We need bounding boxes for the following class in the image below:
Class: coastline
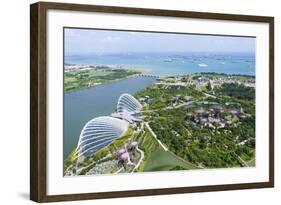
[65,69,255,94]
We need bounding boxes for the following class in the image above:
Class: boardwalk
[131,146,144,172]
[144,122,168,151]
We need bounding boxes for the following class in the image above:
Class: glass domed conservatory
[117,93,142,113]
[76,116,129,158]
[76,93,142,158]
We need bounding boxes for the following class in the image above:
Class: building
[76,116,129,158]
[114,93,143,123]
[117,93,142,113]
[76,93,143,158]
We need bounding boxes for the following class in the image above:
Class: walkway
[234,153,249,167]
[131,146,144,172]
[144,122,168,151]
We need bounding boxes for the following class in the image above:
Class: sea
[65,52,255,76]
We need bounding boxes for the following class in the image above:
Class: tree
[206,82,212,91]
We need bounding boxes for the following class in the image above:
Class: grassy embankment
[136,126,198,172]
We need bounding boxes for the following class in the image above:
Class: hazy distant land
[64,63,144,92]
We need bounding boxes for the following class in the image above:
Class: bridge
[135,74,160,78]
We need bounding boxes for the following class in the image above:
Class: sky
[64,28,256,55]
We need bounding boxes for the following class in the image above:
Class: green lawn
[144,148,198,172]
[136,124,198,172]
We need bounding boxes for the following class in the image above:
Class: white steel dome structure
[76,116,129,158]
[117,93,142,113]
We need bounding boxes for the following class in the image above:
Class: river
[63,76,156,159]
